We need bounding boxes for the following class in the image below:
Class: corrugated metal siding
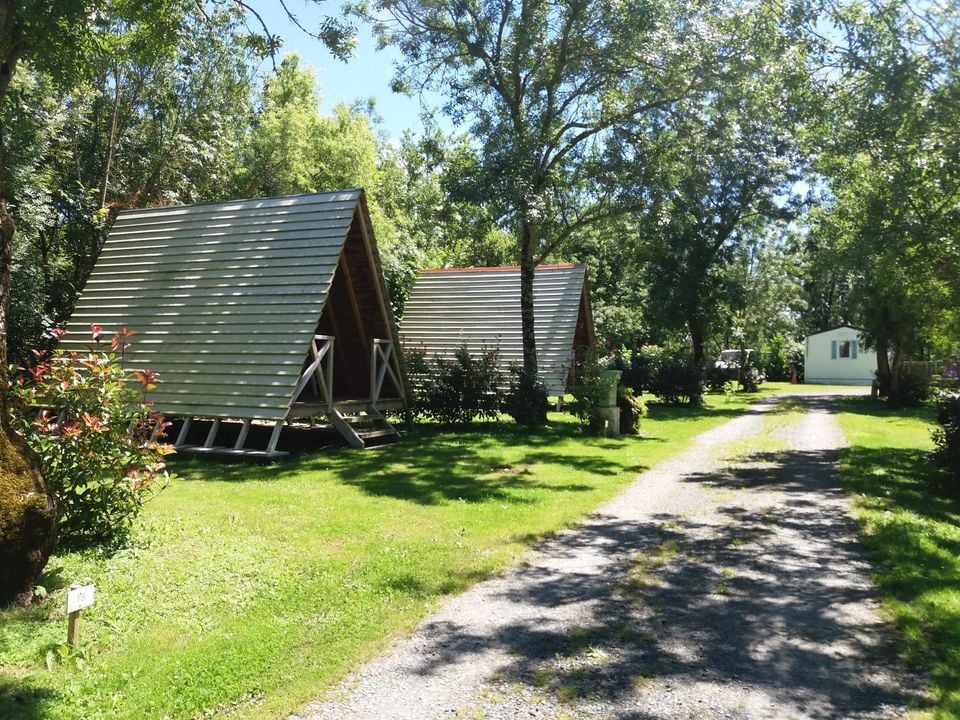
[399,265,589,396]
[61,191,363,420]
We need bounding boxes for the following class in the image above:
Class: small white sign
[67,584,95,613]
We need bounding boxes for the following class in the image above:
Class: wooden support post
[234,419,252,450]
[370,341,378,406]
[67,611,80,645]
[325,338,335,412]
[66,584,94,646]
[204,419,221,448]
[175,418,192,447]
[266,419,284,453]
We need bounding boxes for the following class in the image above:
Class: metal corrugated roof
[61,190,364,420]
[399,264,590,396]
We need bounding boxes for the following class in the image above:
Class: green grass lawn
[833,397,959,719]
[0,390,778,720]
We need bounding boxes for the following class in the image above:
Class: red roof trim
[418,263,583,274]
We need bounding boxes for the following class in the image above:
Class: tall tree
[636,6,809,364]
[0,1,354,420]
[807,0,960,403]
[4,5,262,363]
[368,0,743,404]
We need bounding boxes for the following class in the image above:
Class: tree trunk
[690,323,705,366]
[519,222,538,378]
[99,64,123,210]
[0,135,58,608]
[875,336,891,398]
[0,0,58,608]
[0,144,13,432]
[888,346,904,408]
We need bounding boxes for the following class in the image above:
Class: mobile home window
[830,339,859,359]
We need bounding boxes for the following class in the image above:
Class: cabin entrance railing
[370,338,402,410]
[293,334,336,411]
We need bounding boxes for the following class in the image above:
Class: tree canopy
[0,0,958,418]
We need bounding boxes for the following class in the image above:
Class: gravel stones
[295,393,923,720]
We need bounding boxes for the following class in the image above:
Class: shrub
[627,344,662,394]
[9,329,172,549]
[891,364,931,408]
[504,366,548,429]
[418,345,502,425]
[933,392,960,486]
[401,345,431,381]
[705,365,730,392]
[738,351,765,393]
[759,334,803,382]
[646,350,705,405]
[570,353,608,434]
[618,386,647,435]
[0,430,57,605]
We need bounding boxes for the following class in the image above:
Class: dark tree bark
[0,196,12,432]
[519,221,538,378]
[690,324,706,366]
[875,335,891,397]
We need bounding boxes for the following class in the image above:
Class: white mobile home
[804,326,877,385]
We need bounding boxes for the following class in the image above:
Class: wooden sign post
[66,584,95,645]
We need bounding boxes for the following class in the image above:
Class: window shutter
[852,340,858,359]
[831,340,837,359]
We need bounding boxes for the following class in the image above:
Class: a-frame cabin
[61,190,409,458]
[399,264,595,397]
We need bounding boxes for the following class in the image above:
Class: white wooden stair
[331,405,400,449]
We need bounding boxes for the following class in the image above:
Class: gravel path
[294,393,923,720]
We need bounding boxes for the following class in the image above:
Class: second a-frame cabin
[61,190,409,457]
[399,264,595,397]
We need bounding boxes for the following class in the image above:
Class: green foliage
[623,345,660,396]
[591,303,646,355]
[889,364,931,409]
[504,367,549,430]
[9,334,172,548]
[618,386,647,436]
[5,5,258,365]
[705,365,730,392]
[371,0,758,377]
[569,354,608,433]
[648,354,706,406]
[415,345,502,426]
[759,333,803,382]
[628,345,705,406]
[736,351,764,393]
[933,392,960,487]
[808,1,960,403]
[0,430,57,606]
[635,5,810,364]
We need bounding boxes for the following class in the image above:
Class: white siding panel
[803,326,878,385]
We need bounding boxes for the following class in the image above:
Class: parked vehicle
[715,349,753,372]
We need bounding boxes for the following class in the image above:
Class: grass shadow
[0,678,57,720]
[833,400,960,714]
[171,417,654,506]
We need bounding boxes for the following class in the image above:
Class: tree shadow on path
[399,440,926,718]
